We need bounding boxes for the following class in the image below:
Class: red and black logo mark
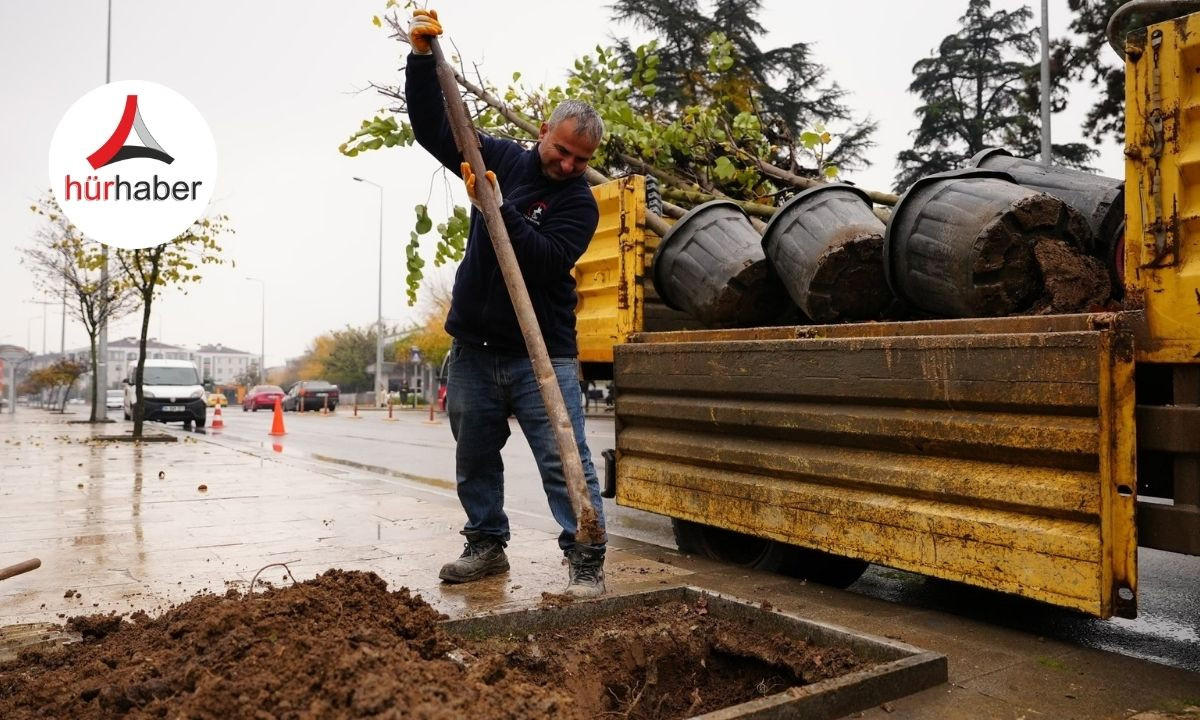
[87,95,173,169]
[525,200,548,226]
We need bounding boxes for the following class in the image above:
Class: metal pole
[96,0,113,414]
[247,277,265,383]
[353,177,385,407]
[261,283,265,383]
[376,187,383,407]
[60,279,67,355]
[1039,0,1052,165]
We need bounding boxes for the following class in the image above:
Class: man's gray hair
[548,100,604,144]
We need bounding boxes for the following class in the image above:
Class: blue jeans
[446,341,607,552]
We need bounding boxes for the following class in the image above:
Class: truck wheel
[196,416,206,429]
[671,518,793,572]
[780,547,869,589]
[671,518,868,588]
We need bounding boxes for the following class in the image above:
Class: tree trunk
[132,288,153,438]
[131,248,164,439]
[87,333,102,422]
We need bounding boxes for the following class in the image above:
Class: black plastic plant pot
[884,167,1094,318]
[969,147,1124,266]
[652,200,792,327]
[762,184,892,322]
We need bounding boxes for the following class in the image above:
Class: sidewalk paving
[1,408,1196,719]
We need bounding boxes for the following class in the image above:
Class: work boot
[438,533,509,583]
[564,545,606,598]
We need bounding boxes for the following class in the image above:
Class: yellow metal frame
[574,176,647,364]
[615,315,1140,617]
[1125,14,1200,363]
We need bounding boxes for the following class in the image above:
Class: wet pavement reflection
[0,410,684,627]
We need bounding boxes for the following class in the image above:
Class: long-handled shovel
[429,38,604,546]
[0,558,41,582]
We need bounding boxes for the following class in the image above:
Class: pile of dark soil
[0,571,865,719]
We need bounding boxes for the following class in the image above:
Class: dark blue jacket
[405,53,599,357]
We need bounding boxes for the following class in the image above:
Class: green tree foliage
[321,325,380,392]
[1063,0,1124,144]
[608,0,876,174]
[895,0,1096,191]
[342,2,870,300]
[25,359,87,411]
[114,216,232,437]
[1062,0,1194,145]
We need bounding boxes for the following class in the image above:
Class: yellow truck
[573,12,1200,620]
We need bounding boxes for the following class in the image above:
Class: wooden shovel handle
[0,558,41,581]
[429,37,604,545]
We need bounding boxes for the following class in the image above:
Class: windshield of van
[140,367,199,386]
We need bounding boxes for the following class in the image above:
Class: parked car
[282,380,339,412]
[105,389,124,410]
[242,385,285,412]
[123,359,207,429]
[205,392,228,408]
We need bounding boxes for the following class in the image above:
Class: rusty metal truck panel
[1124,12,1200,364]
[614,314,1138,618]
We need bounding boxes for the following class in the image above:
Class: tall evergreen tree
[1063,0,1196,144]
[609,0,877,173]
[895,0,1095,191]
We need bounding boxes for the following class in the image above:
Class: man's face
[537,118,598,181]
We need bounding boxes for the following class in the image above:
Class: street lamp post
[246,277,265,383]
[23,300,53,356]
[353,177,385,407]
[26,317,42,354]
[95,0,114,420]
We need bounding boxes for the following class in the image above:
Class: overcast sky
[0,0,1125,367]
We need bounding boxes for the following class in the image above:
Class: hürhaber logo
[48,80,217,250]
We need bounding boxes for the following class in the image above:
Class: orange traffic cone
[269,397,286,436]
[211,405,225,430]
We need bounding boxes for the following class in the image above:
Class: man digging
[405,9,609,597]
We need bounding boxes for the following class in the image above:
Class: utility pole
[95,0,113,414]
[23,300,56,356]
[246,277,266,383]
[1039,0,1052,165]
[353,177,385,407]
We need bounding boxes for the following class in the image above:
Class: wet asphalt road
[157,406,1200,672]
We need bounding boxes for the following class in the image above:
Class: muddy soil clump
[0,570,865,719]
[1028,237,1113,314]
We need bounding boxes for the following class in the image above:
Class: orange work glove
[407,9,442,55]
[461,162,503,209]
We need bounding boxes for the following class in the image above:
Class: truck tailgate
[614,313,1139,618]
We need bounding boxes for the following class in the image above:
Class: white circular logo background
[48,80,217,250]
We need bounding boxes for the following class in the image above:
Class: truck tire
[671,518,868,588]
[672,518,792,570]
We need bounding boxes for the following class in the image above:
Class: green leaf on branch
[414,204,432,234]
[713,155,736,181]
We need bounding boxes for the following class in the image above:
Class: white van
[123,358,207,429]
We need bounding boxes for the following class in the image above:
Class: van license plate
[163,405,185,412]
